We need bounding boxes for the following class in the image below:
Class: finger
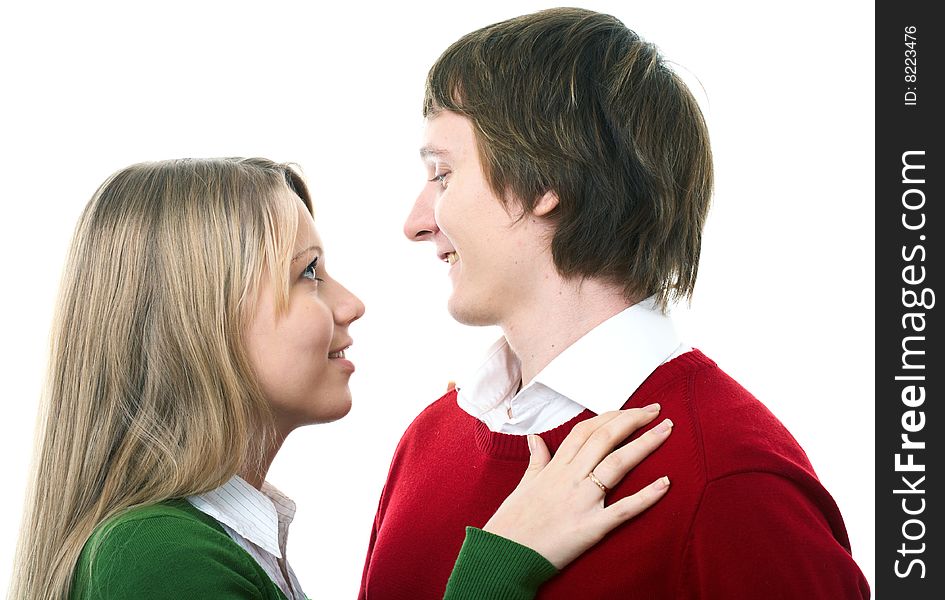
[569,405,662,476]
[553,410,625,464]
[591,418,673,489]
[594,476,671,532]
[522,434,551,481]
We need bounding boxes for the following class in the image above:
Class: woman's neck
[240,432,286,489]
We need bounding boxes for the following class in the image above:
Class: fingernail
[643,403,661,413]
[526,434,538,453]
[654,418,673,434]
[655,476,671,490]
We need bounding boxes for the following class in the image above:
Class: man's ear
[533,190,559,217]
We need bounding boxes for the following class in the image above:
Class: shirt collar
[187,475,296,559]
[458,297,681,418]
[457,336,521,419]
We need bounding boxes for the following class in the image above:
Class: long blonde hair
[10,158,313,600]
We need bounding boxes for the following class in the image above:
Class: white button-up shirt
[188,476,307,599]
[457,298,688,434]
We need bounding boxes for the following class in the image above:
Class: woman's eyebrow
[291,245,322,263]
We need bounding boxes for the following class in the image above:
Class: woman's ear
[533,190,559,217]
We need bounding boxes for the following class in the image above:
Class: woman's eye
[302,257,324,283]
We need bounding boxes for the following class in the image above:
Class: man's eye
[429,171,450,187]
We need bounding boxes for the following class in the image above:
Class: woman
[10,158,672,599]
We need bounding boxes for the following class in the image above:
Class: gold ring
[588,471,609,494]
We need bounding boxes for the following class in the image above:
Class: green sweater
[71,500,556,599]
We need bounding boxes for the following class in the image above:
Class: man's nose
[403,187,437,242]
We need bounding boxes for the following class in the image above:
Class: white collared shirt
[187,476,307,599]
[457,297,689,434]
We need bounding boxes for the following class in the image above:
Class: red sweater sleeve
[358,479,389,600]
[358,518,378,599]
[679,471,870,599]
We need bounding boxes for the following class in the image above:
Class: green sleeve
[443,527,558,600]
[71,511,272,599]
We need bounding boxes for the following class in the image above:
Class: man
[360,8,869,598]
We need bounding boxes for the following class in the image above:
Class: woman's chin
[309,392,354,425]
[277,390,353,431]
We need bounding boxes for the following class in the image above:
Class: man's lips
[437,250,459,265]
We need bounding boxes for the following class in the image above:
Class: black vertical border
[876,1,941,597]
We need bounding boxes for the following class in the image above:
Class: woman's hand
[482,404,672,569]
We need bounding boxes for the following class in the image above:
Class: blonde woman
[10,158,672,600]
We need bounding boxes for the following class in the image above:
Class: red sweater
[359,350,869,599]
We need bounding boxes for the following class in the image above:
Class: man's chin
[447,292,497,327]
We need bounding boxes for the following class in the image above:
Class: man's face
[403,110,551,327]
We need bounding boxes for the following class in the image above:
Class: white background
[0,1,874,597]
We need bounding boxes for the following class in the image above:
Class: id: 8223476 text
[904,26,918,106]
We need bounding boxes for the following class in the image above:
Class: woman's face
[244,195,364,434]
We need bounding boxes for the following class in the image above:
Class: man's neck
[501,277,634,385]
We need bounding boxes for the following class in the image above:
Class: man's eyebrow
[291,245,322,264]
[419,146,451,160]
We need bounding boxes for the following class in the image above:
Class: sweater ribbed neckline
[467,349,713,460]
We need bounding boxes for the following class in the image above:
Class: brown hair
[424,7,713,309]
